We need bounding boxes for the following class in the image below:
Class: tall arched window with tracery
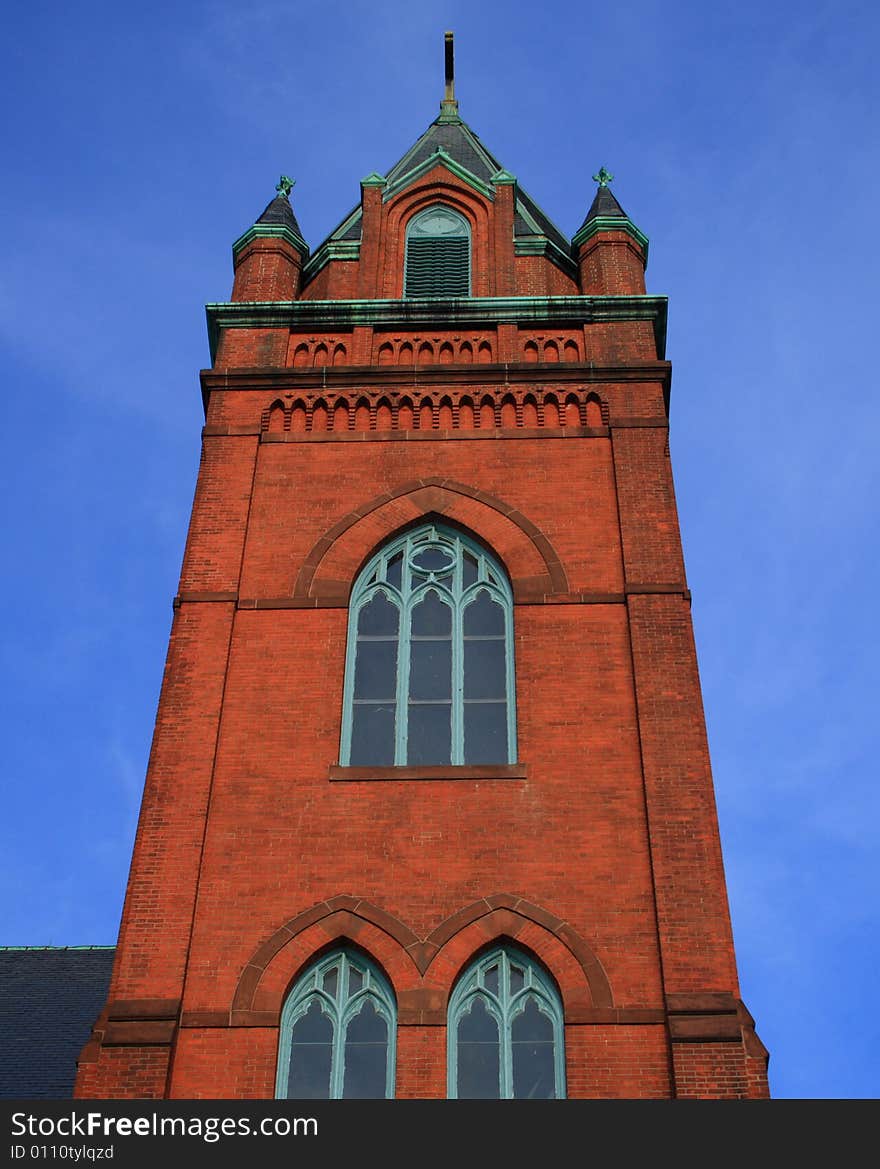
[447,945,566,1099]
[404,205,471,297]
[340,522,516,768]
[276,949,396,1099]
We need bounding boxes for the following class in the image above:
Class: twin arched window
[276,945,565,1099]
[448,946,566,1098]
[275,949,396,1099]
[340,523,516,768]
[404,206,471,298]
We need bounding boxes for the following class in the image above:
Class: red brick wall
[75,1045,169,1100]
[578,231,647,295]
[232,238,303,302]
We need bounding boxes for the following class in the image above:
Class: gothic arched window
[340,523,516,768]
[404,206,471,298]
[276,949,396,1099]
[447,946,566,1099]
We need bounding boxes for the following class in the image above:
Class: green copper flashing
[326,205,364,244]
[572,215,649,257]
[361,172,387,187]
[382,148,495,203]
[436,101,462,124]
[514,235,577,278]
[491,168,517,185]
[0,945,116,951]
[514,194,570,258]
[302,238,361,281]
[232,222,310,259]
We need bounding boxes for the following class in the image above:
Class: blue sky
[2,0,878,1100]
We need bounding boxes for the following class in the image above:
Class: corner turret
[231,176,309,301]
[573,168,649,294]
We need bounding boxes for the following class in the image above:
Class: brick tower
[75,41,769,1100]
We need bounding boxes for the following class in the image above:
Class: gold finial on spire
[439,31,460,119]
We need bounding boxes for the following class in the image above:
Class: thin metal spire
[444,31,455,103]
[439,31,459,119]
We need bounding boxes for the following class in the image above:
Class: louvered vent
[404,206,471,298]
[405,238,469,297]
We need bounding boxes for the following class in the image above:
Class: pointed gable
[304,110,575,288]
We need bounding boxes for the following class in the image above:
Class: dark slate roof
[320,112,571,257]
[577,183,628,231]
[0,947,115,1099]
[256,193,304,238]
[514,187,570,253]
[386,117,501,186]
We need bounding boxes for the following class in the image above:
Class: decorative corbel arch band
[232,893,611,1026]
[260,387,608,428]
[293,478,568,604]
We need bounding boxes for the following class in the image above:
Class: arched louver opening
[404,206,470,298]
[341,522,516,767]
[448,946,566,1099]
[276,949,396,1099]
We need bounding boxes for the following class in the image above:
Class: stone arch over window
[421,897,612,1009]
[294,480,568,603]
[275,946,396,1099]
[404,205,471,298]
[232,893,610,1019]
[447,944,566,1099]
[340,522,516,768]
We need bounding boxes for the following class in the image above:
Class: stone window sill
[328,764,527,782]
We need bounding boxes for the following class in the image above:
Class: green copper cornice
[205,293,668,363]
[572,216,649,257]
[491,168,517,186]
[361,172,387,188]
[382,148,495,203]
[514,236,577,278]
[232,223,310,259]
[302,239,361,281]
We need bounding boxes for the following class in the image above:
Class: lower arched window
[276,949,396,1099]
[447,946,566,1099]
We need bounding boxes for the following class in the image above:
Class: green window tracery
[447,946,566,1099]
[340,523,516,767]
[276,949,396,1099]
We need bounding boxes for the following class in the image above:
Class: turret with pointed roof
[231,176,308,303]
[573,167,649,295]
